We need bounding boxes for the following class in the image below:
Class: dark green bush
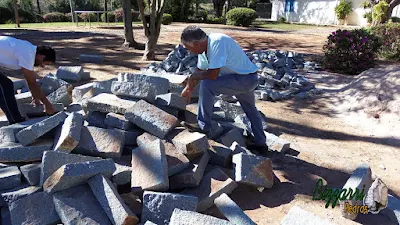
[323,29,380,75]
[161,13,173,25]
[390,17,400,23]
[207,16,226,24]
[0,7,14,24]
[370,23,400,60]
[79,12,97,22]
[363,12,373,23]
[334,0,352,20]
[279,16,286,23]
[114,8,123,22]
[18,9,38,23]
[226,7,257,27]
[43,12,69,22]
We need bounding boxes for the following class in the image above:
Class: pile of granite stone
[0,66,293,225]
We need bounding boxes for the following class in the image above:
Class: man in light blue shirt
[180,26,267,151]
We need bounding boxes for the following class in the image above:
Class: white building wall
[393,5,400,18]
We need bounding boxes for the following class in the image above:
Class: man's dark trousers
[0,73,25,124]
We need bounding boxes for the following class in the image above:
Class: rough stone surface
[0,116,8,128]
[230,142,253,156]
[56,66,84,81]
[170,128,209,156]
[142,191,198,225]
[79,54,104,63]
[280,206,335,225]
[1,207,11,225]
[40,151,101,186]
[219,128,247,148]
[264,131,290,153]
[112,155,132,186]
[125,100,178,139]
[169,151,210,190]
[164,142,190,176]
[47,85,72,106]
[105,113,134,130]
[155,93,186,110]
[9,192,60,225]
[66,103,85,116]
[88,174,139,225]
[1,185,41,206]
[117,73,169,97]
[39,74,70,95]
[16,112,67,146]
[0,166,21,191]
[72,82,94,102]
[232,153,274,188]
[15,92,33,104]
[20,163,41,185]
[364,177,388,214]
[93,78,118,95]
[111,81,155,102]
[0,117,49,143]
[131,139,169,192]
[181,168,238,212]
[43,158,116,193]
[74,126,125,159]
[86,111,107,128]
[169,209,232,225]
[136,132,158,147]
[339,163,373,220]
[87,93,137,114]
[214,193,256,225]
[208,140,232,167]
[381,194,400,224]
[53,112,84,153]
[18,103,64,118]
[120,129,143,146]
[0,140,53,163]
[53,184,111,225]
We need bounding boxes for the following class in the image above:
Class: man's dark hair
[181,26,207,45]
[36,46,56,62]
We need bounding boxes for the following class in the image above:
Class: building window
[285,0,295,12]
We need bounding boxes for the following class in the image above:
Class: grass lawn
[252,21,329,31]
[0,21,142,29]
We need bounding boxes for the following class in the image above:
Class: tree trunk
[213,0,224,17]
[386,0,400,22]
[121,0,139,48]
[196,0,199,14]
[13,0,20,28]
[69,0,76,23]
[36,0,41,15]
[227,0,231,11]
[104,0,108,22]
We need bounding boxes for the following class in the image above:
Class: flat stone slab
[181,167,237,212]
[112,155,132,186]
[155,93,186,110]
[1,185,41,206]
[93,78,118,95]
[0,117,49,143]
[72,82,94,102]
[0,166,21,191]
[87,93,137,114]
[214,193,256,225]
[219,128,246,148]
[74,126,125,159]
[43,158,116,193]
[230,142,253,156]
[120,129,143,146]
[18,103,64,118]
[169,209,232,225]
[39,74,70,95]
[125,100,178,139]
[208,140,232,167]
[16,112,67,146]
[20,163,41,185]
[364,177,388,214]
[131,139,169,192]
[56,66,84,82]
[0,140,53,163]
[86,111,107,128]
[142,191,198,225]
[53,184,111,225]
[264,131,290,153]
[40,151,102,186]
[15,91,33,104]
[105,113,134,131]
[53,112,84,153]
[88,174,139,225]
[280,206,335,225]
[117,73,169,97]
[111,81,156,103]
[164,141,190,176]
[9,192,60,225]
[137,132,158,147]
[232,153,274,188]
[47,85,72,106]
[170,128,209,156]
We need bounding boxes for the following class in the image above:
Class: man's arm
[181,68,220,103]
[21,68,55,114]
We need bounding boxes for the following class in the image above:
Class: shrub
[0,7,14,24]
[334,0,353,20]
[43,12,69,22]
[101,12,116,22]
[18,9,37,23]
[363,12,373,23]
[370,23,400,60]
[279,16,286,23]
[323,29,380,75]
[390,17,400,23]
[114,8,123,22]
[161,13,173,25]
[79,13,97,22]
[372,0,389,24]
[207,16,226,24]
[226,7,257,27]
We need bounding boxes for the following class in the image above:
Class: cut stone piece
[125,100,178,139]
[18,103,64,118]
[105,113,134,130]
[47,85,72,106]
[53,112,84,153]
[141,191,198,225]
[86,111,107,128]
[15,91,33,104]
[219,128,246,148]
[88,174,139,225]
[1,207,11,225]
[87,93,137,114]
[43,158,116,193]
[181,168,238,212]
[93,78,118,95]
[230,142,253,156]
[120,193,142,218]
[72,82,94,102]
[364,177,388,214]
[112,155,132,186]
[74,126,125,159]
[264,131,290,153]
[232,153,274,188]
[164,141,190,176]
[136,132,158,147]
[155,93,186,110]
[0,140,53,163]
[280,206,335,225]
[169,208,232,225]
[208,140,232,167]
[116,73,169,97]
[39,74,71,95]
[170,128,209,156]
[56,66,84,81]
[214,193,256,225]
[0,117,49,143]
[0,166,21,191]
[120,129,143,146]
[111,81,156,103]
[20,163,41,185]
[1,185,42,206]
[131,139,169,192]
[0,116,8,128]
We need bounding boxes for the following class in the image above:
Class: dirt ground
[1,23,399,225]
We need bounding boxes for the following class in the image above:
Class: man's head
[181,26,208,54]
[35,46,56,67]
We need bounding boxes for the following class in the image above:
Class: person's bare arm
[181,68,220,103]
[21,68,55,114]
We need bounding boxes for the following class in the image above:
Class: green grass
[252,22,326,31]
[0,21,142,29]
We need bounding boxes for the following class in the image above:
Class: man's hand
[181,83,194,103]
[44,103,56,115]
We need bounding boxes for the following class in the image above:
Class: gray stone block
[164,141,190,176]
[131,139,169,192]
[79,54,104,63]
[117,73,169,97]
[157,105,179,118]
[0,117,49,143]
[1,206,11,225]
[47,85,72,106]
[16,112,67,146]
[53,184,111,225]
[105,113,134,130]
[232,153,274,188]
[53,112,84,153]
[43,158,116,193]
[169,209,232,225]
[40,151,102,186]
[20,163,41,185]
[87,93,137,114]
[125,100,178,139]
[66,103,85,115]
[93,78,118,95]
[111,81,155,103]
[219,128,246,149]
[1,185,41,206]
[170,128,209,156]
[39,74,70,95]
[339,163,373,220]
[0,140,53,163]
[86,111,107,128]
[0,166,21,191]
[364,178,388,214]
[112,155,132,186]
[0,116,8,128]
[137,132,158,147]
[10,192,60,225]
[181,168,237,212]
[120,129,143,146]
[56,66,84,82]
[18,103,64,118]
[264,131,290,153]
[214,193,256,225]
[169,151,210,190]
[72,82,94,102]
[88,174,139,225]
[142,191,198,225]
[74,126,125,159]
[15,91,33,104]
[208,140,232,167]
[230,142,253,156]
[280,206,335,225]
[381,194,400,224]
[155,93,186,110]
[214,101,244,121]
[120,193,142,218]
